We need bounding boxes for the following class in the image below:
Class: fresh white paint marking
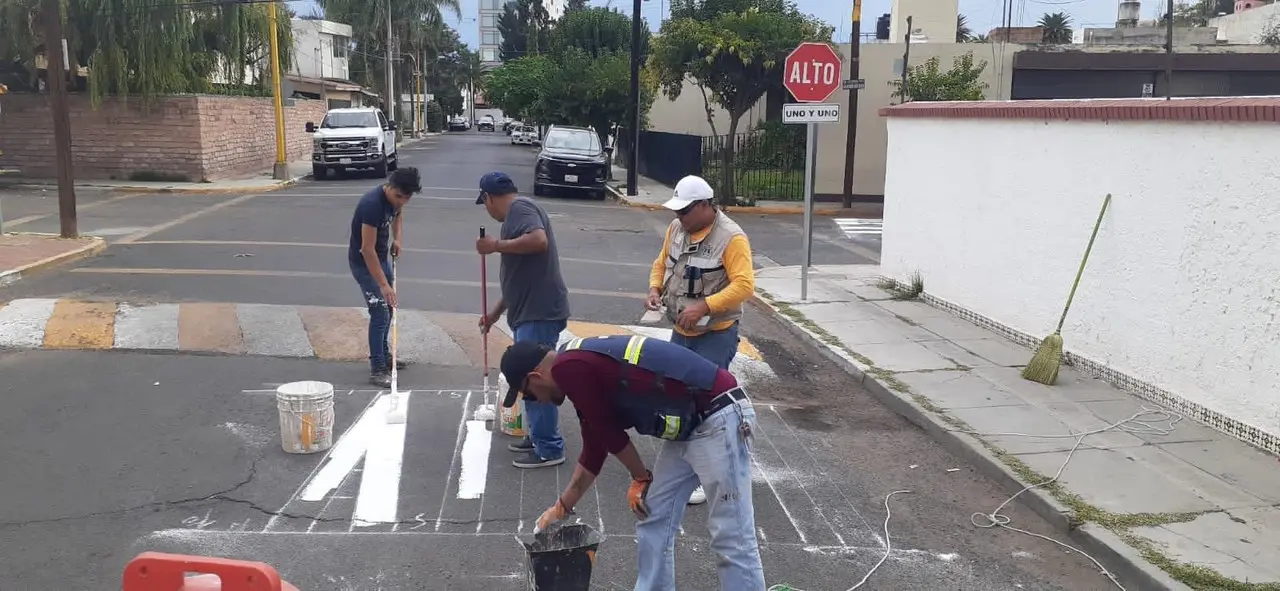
[114,303,180,349]
[457,420,492,500]
[0,298,57,348]
[297,393,412,527]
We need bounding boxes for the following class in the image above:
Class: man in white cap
[645,174,756,506]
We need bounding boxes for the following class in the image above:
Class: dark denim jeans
[351,258,393,372]
[669,321,740,370]
[512,319,566,460]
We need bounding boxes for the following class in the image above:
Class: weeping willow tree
[0,0,294,104]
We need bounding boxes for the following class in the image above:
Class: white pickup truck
[305,107,399,180]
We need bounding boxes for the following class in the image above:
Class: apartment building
[478,0,567,65]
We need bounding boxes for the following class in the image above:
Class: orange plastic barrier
[122,552,299,591]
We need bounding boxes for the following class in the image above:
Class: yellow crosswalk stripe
[43,300,117,349]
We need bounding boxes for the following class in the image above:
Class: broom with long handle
[473,226,497,421]
[1022,193,1112,385]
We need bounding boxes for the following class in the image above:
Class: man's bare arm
[497,229,549,255]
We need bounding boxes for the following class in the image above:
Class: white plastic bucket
[276,380,335,454]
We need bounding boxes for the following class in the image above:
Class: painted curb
[604,184,847,216]
[748,292,1192,591]
[0,235,107,286]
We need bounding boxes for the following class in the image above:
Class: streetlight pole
[841,0,862,207]
[268,0,288,180]
[1165,0,1175,99]
[626,0,641,196]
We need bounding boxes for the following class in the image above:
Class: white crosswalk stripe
[834,218,883,239]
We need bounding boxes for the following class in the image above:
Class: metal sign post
[782,42,844,301]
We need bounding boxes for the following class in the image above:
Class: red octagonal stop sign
[783,42,842,103]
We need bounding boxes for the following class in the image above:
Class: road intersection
[0,131,1109,589]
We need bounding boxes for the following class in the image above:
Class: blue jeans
[512,320,566,460]
[670,321,740,370]
[635,400,764,590]
[352,258,393,372]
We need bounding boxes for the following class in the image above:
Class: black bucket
[518,524,604,591]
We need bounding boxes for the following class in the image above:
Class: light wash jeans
[351,258,393,372]
[511,319,566,460]
[634,398,765,591]
[669,321,740,370]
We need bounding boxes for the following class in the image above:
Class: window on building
[482,31,500,45]
[332,35,349,58]
[481,47,499,63]
[481,14,497,27]
[480,0,500,9]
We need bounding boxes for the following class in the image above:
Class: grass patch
[759,288,1252,590]
[876,271,925,301]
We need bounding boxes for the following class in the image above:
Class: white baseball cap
[662,176,714,211]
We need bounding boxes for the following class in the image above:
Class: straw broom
[1022,194,1112,385]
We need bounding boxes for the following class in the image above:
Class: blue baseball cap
[476,172,518,204]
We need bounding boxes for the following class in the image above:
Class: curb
[1,175,311,195]
[748,291,1191,591]
[0,235,107,286]
[604,184,847,216]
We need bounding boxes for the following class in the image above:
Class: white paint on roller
[300,393,410,527]
[352,392,411,527]
[456,420,492,500]
[114,303,180,349]
[0,298,57,347]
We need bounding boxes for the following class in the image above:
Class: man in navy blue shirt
[349,167,422,386]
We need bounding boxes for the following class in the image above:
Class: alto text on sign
[783,103,841,124]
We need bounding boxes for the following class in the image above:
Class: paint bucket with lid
[498,375,527,437]
[519,524,603,591]
[275,380,335,454]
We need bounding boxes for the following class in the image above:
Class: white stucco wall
[881,114,1280,440]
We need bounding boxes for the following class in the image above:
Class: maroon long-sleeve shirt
[549,349,739,475]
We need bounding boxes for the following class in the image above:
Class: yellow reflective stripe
[661,416,680,439]
[623,335,647,364]
[564,337,584,350]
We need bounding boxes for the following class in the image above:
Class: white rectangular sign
[783,103,841,124]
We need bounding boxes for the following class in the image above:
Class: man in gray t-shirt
[476,172,570,469]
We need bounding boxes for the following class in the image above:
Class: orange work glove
[628,471,653,519]
[535,497,572,534]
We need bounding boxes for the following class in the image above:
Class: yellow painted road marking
[43,300,117,349]
[178,302,244,353]
[298,306,369,362]
[566,320,635,339]
[737,338,763,361]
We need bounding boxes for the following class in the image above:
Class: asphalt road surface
[0,130,1114,590]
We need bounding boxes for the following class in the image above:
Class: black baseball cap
[500,341,553,407]
[476,172,518,204]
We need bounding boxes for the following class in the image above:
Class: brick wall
[0,94,327,181]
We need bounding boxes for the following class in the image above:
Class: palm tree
[972,34,991,42]
[957,14,973,42]
[1038,12,1073,44]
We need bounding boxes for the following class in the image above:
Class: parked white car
[511,125,539,146]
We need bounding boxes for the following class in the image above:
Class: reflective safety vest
[560,334,720,441]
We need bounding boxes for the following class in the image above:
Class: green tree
[498,3,528,62]
[892,52,989,102]
[549,7,643,58]
[1038,12,1073,44]
[565,0,590,10]
[1166,0,1234,26]
[0,0,294,103]
[648,1,832,205]
[484,55,555,121]
[957,14,972,42]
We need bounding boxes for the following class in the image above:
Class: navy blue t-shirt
[348,185,398,269]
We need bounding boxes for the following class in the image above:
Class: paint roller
[386,231,408,425]
[473,226,498,422]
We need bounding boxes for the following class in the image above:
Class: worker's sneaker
[379,360,410,371]
[512,452,565,469]
[370,370,392,388]
[508,436,534,453]
[688,486,707,505]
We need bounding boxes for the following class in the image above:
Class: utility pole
[42,0,76,238]
[626,0,641,196]
[268,0,288,180]
[1165,0,1175,99]
[900,16,913,101]
[840,0,861,208]
[384,0,394,120]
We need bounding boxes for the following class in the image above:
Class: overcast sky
[287,0,1144,48]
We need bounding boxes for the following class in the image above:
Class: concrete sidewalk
[607,166,882,218]
[0,134,442,195]
[0,233,105,286]
[754,264,1280,591]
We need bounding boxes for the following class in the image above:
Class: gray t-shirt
[501,197,570,328]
